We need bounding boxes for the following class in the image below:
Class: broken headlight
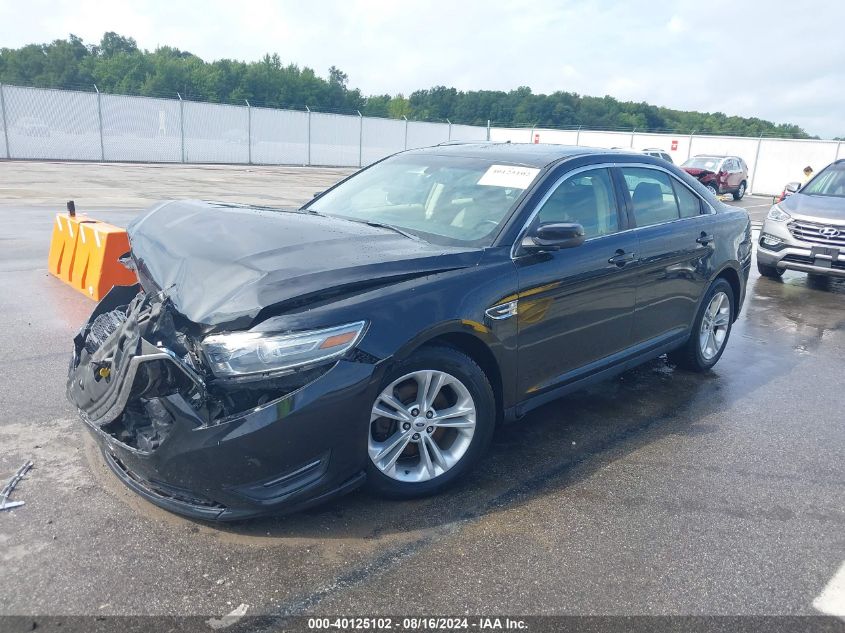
[201,321,366,378]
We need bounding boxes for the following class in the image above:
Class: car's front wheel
[365,346,495,498]
[669,278,735,372]
[706,183,719,197]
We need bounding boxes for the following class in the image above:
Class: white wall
[490,124,844,195]
[753,138,840,195]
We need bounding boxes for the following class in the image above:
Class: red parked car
[681,155,748,200]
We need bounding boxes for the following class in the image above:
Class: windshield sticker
[478,165,540,189]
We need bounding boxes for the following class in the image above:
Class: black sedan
[67,143,752,520]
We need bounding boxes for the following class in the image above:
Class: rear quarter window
[672,180,703,218]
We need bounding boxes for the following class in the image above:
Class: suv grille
[788,219,845,248]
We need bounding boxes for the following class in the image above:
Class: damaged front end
[68,285,330,450]
[68,285,206,450]
[67,285,373,519]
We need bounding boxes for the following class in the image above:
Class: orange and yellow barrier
[48,205,138,301]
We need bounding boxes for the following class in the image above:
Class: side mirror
[521,222,586,253]
[785,182,801,194]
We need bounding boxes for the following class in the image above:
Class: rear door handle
[608,249,636,267]
[696,233,714,246]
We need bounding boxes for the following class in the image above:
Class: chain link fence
[0,84,487,168]
[1,83,842,194]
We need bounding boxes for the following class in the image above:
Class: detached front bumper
[68,288,379,521]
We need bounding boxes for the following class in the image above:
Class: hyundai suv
[757,159,845,279]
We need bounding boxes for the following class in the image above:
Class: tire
[732,181,747,200]
[669,278,735,372]
[706,183,719,197]
[757,261,784,278]
[365,345,496,499]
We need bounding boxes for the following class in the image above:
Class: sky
[1,0,843,138]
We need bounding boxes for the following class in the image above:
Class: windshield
[800,165,845,197]
[305,154,539,246]
[682,156,722,171]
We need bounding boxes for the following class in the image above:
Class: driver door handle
[608,249,636,267]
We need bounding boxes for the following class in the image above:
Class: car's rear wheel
[757,261,784,278]
[733,181,747,200]
[669,278,735,372]
[365,346,495,498]
[706,183,719,197]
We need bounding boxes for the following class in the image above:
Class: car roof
[405,142,630,168]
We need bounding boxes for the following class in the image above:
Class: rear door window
[620,167,681,227]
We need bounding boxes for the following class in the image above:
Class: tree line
[0,32,813,139]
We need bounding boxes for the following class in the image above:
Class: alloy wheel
[699,291,731,361]
[368,370,477,483]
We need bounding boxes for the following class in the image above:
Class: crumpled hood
[781,192,845,224]
[128,200,482,328]
[682,167,715,179]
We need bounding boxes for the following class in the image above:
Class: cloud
[666,16,688,33]
[0,0,843,137]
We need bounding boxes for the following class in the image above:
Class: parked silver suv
[757,159,845,279]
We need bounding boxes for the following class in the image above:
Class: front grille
[788,219,845,248]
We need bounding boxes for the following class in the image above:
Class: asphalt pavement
[0,162,842,623]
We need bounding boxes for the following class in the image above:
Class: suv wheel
[757,261,784,278]
[365,346,495,498]
[706,183,719,197]
[669,278,735,372]
[733,181,747,200]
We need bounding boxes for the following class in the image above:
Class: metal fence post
[305,106,311,166]
[530,126,535,143]
[447,118,451,141]
[750,134,763,195]
[835,141,842,161]
[94,84,105,161]
[177,93,185,163]
[575,125,582,146]
[245,99,252,165]
[486,119,491,141]
[687,129,696,161]
[403,115,408,150]
[357,110,363,168]
[630,127,636,148]
[0,84,10,159]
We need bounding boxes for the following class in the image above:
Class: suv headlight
[767,204,791,222]
[202,321,366,377]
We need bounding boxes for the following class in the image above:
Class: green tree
[0,32,814,138]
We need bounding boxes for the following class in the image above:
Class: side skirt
[504,330,688,422]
